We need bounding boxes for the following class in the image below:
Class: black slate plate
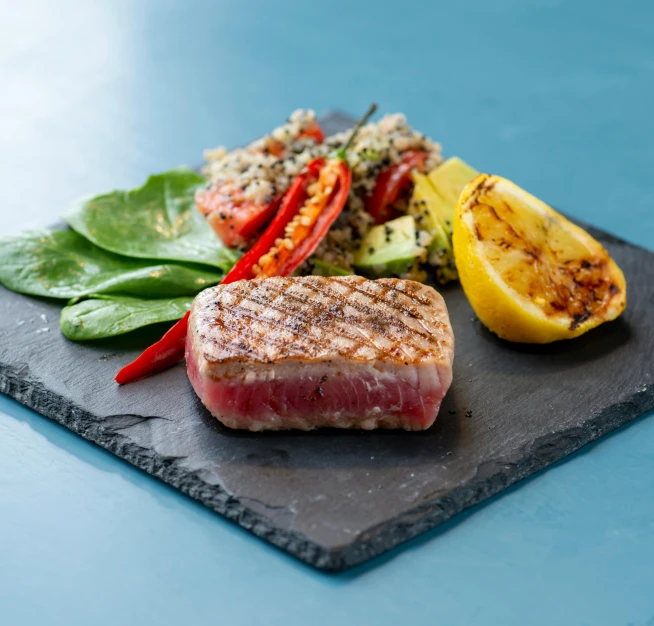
[1,113,653,572]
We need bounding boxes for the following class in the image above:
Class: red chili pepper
[116,106,376,385]
[113,310,191,385]
[366,150,429,225]
[222,157,351,282]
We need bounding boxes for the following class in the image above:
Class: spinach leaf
[0,230,226,299]
[60,295,192,341]
[62,167,238,269]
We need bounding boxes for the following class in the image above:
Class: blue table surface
[1,1,653,624]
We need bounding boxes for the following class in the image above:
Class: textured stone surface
[1,114,653,571]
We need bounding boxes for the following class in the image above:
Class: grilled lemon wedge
[453,174,626,343]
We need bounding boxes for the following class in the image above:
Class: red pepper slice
[221,160,321,283]
[366,150,429,225]
[223,157,351,282]
[113,310,191,385]
[116,106,376,385]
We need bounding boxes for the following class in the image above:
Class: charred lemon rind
[453,174,627,344]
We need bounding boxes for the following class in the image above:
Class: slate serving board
[1,113,653,572]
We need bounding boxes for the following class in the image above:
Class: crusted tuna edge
[186,350,452,432]
[197,353,453,382]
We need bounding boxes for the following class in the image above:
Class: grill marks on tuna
[196,277,450,364]
[186,276,454,431]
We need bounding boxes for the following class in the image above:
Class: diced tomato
[366,150,429,224]
[267,140,286,158]
[195,182,280,248]
[298,121,325,144]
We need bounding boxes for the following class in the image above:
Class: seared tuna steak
[186,276,454,431]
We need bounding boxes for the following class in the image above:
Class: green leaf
[60,295,192,341]
[0,230,227,299]
[62,167,239,269]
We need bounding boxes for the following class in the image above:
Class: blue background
[1,1,653,624]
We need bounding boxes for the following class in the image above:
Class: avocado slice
[427,157,479,233]
[353,215,425,277]
[409,171,456,283]
[311,258,353,277]
[409,157,478,283]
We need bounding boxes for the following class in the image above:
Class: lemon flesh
[453,174,626,343]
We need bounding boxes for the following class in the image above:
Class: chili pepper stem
[334,103,377,161]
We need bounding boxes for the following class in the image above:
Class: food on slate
[0,108,479,345]
[185,276,454,431]
[0,104,628,370]
[197,108,451,282]
[453,174,627,342]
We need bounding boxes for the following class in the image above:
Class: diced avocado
[353,215,425,277]
[427,157,479,233]
[312,259,353,277]
[409,157,478,284]
[409,171,456,283]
